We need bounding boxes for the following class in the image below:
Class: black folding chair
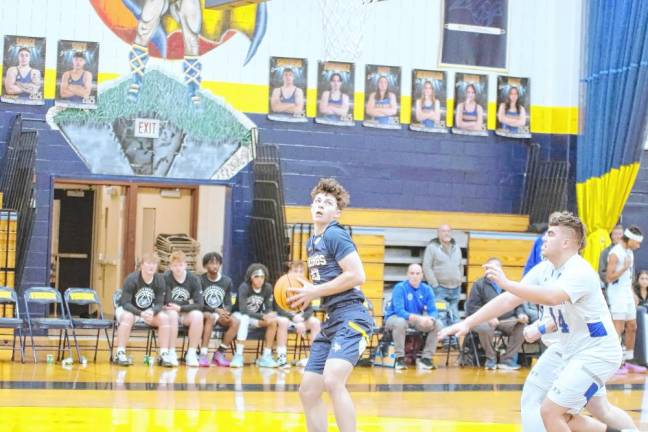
[0,286,25,362]
[64,288,114,362]
[110,289,157,361]
[23,287,73,363]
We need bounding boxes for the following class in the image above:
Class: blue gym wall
[0,105,575,289]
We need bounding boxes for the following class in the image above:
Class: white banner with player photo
[315,61,355,126]
[363,64,401,130]
[268,57,308,123]
[410,69,448,134]
[495,76,531,138]
[452,73,488,137]
[1,35,46,105]
[55,40,100,109]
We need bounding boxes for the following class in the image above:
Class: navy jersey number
[549,308,570,333]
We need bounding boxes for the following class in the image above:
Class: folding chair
[110,289,156,361]
[64,288,113,363]
[0,286,25,362]
[23,287,73,363]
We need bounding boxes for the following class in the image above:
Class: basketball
[274,273,303,312]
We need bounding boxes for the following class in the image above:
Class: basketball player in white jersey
[607,225,644,373]
[441,212,630,431]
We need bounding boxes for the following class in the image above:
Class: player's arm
[450,291,524,334]
[497,103,508,125]
[415,99,426,122]
[381,93,398,116]
[289,251,365,310]
[119,277,142,316]
[365,93,378,116]
[270,87,288,112]
[60,71,73,97]
[319,90,332,114]
[455,102,465,128]
[328,93,351,116]
[474,105,484,130]
[4,68,21,94]
[484,263,569,306]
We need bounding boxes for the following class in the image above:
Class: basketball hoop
[318,0,382,62]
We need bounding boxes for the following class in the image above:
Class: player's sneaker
[277,354,291,369]
[113,350,133,366]
[158,352,174,368]
[484,359,497,370]
[198,354,210,368]
[212,351,231,367]
[416,358,436,370]
[497,359,521,370]
[394,357,407,370]
[625,362,647,373]
[230,353,244,368]
[167,351,180,367]
[616,364,630,374]
[185,350,199,367]
[256,354,278,368]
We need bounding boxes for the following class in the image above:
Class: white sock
[625,350,634,361]
[117,346,125,354]
[200,347,208,356]
[159,348,168,356]
[263,347,271,357]
[277,346,287,356]
[236,342,244,355]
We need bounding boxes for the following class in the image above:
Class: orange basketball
[274,274,303,312]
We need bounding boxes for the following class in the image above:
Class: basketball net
[318,0,379,62]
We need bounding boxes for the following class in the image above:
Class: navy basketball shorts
[305,301,374,374]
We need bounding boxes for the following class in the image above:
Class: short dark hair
[202,252,223,267]
[18,47,30,55]
[73,51,85,59]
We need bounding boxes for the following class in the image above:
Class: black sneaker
[394,357,407,370]
[416,358,436,370]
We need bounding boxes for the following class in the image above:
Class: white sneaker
[296,357,309,368]
[167,350,179,367]
[185,350,199,367]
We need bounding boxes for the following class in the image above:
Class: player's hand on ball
[439,321,470,339]
[287,278,317,311]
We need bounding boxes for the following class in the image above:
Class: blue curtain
[577,0,648,268]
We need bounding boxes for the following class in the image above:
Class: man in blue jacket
[384,263,442,370]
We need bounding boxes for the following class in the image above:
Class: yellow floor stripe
[0,406,520,431]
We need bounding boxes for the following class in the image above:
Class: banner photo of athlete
[55,40,100,109]
[1,35,46,105]
[410,69,448,134]
[315,61,355,127]
[268,56,308,123]
[363,64,401,130]
[452,73,488,137]
[495,76,531,138]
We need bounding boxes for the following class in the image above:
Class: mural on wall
[496,76,531,138]
[1,35,46,105]
[55,40,100,110]
[410,69,448,133]
[452,72,488,136]
[48,70,255,180]
[268,56,308,123]
[315,61,355,127]
[90,0,267,107]
[43,1,267,181]
[363,64,401,130]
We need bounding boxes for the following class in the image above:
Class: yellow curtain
[576,162,640,270]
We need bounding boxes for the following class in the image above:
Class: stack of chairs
[250,144,289,283]
[155,234,201,272]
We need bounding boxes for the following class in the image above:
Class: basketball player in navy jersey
[289,178,374,432]
[3,47,42,99]
[270,68,305,116]
[60,52,93,104]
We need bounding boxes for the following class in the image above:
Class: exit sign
[133,118,161,138]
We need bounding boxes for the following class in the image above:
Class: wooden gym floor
[0,351,646,431]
